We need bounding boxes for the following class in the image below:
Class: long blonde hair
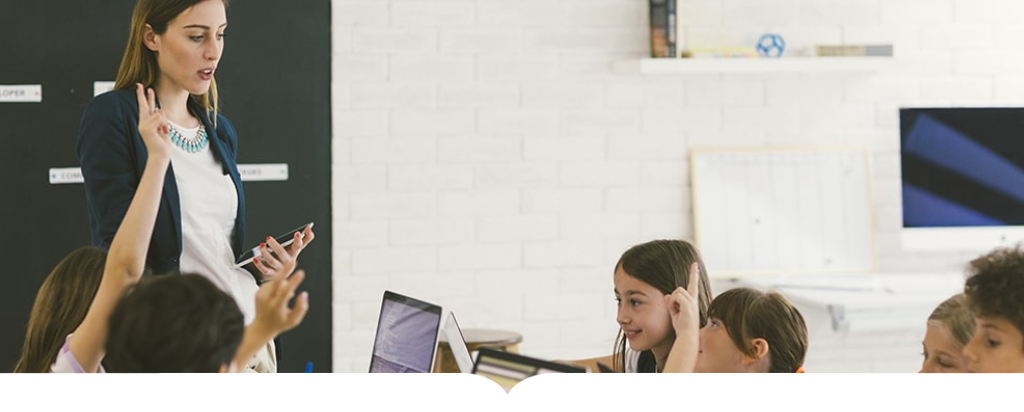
[113,0,229,123]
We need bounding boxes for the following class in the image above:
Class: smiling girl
[568,239,713,373]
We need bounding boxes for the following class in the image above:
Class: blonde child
[920,294,974,373]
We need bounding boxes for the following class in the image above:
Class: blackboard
[0,0,332,372]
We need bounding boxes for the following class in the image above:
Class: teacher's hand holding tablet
[253,223,316,282]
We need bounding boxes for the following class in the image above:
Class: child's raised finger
[270,269,304,301]
[687,262,700,299]
[284,269,306,292]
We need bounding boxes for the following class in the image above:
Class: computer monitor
[900,107,1024,251]
[368,291,443,373]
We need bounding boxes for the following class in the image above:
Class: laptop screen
[369,291,443,373]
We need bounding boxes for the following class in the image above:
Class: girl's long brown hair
[13,247,107,373]
[612,239,712,373]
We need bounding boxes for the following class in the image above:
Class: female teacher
[77,0,313,372]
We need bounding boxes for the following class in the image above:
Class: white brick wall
[438,83,520,108]
[390,217,476,245]
[391,1,476,27]
[477,215,559,242]
[350,83,435,109]
[477,56,559,81]
[330,0,1024,372]
[478,109,558,134]
[389,55,475,82]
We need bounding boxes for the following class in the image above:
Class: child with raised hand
[43,83,172,373]
[662,262,702,373]
[102,265,309,373]
[567,239,713,373]
[100,205,309,373]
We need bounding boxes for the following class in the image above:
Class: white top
[50,334,104,373]
[623,347,641,374]
[169,120,258,324]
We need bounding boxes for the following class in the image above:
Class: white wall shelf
[614,57,892,75]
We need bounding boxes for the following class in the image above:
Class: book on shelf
[682,47,759,58]
[648,0,676,58]
[815,44,893,57]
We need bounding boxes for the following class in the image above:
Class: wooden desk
[433,328,522,373]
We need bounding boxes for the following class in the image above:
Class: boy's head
[963,245,1024,373]
[104,273,244,373]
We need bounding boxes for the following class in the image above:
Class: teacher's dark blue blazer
[77,89,246,275]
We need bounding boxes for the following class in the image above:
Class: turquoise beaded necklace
[167,121,209,154]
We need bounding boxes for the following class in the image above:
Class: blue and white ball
[756,33,786,58]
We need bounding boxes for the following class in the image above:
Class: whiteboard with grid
[691,148,877,278]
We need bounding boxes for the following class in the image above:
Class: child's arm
[662,262,701,373]
[66,84,172,373]
[233,236,310,368]
[233,269,310,368]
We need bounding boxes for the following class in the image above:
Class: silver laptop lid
[442,312,474,374]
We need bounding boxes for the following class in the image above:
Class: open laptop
[368,290,443,373]
[442,312,474,373]
[472,346,587,392]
